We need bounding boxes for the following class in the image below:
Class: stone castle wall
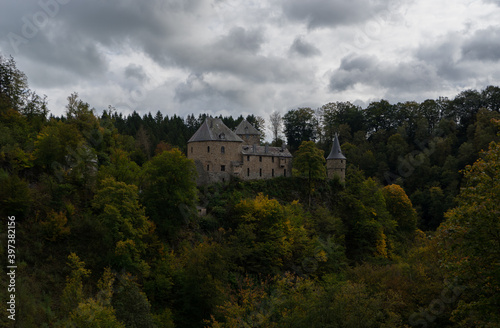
[188,141,242,184]
[240,154,291,180]
[326,158,346,181]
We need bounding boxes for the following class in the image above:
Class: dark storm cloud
[282,0,387,29]
[461,27,500,61]
[329,54,439,93]
[289,36,321,57]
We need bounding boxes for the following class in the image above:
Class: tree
[141,148,198,240]
[98,149,141,186]
[230,193,313,274]
[269,111,283,144]
[60,253,91,314]
[92,178,153,275]
[321,102,364,143]
[436,129,500,327]
[283,108,317,151]
[112,274,155,328]
[0,55,46,118]
[382,184,417,239]
[60,267,126,328]
[293,141,326,205]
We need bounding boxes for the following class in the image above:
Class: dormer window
[219,133,225,140]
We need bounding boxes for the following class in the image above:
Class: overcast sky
[1,0,500,122]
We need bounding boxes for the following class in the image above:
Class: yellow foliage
[40,211,70,241]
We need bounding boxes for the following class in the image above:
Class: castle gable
[234,120,261,136]
[188,117,243,143]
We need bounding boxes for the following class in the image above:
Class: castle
[187,117,346,185]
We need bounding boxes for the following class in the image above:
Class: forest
[0,54,499,327]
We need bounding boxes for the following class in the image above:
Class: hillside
[1,55,499,327]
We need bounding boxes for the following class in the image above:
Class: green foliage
[5,56,500,327]
[142,148,198,240]
[283,107,317,151]
[436,134,500,327]
[382,184,418,237]
[92,178,153,275]
[0,169,31,218]
[60,253,91,315]
[99,149,141,185]
[33,121,83,171]
[293,140,326,180]
[112,274,156,328]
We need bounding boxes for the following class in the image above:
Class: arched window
[221,146,225,154]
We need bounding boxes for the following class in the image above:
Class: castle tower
[187,117,243,185]
[234,120,261,145]
[326,133,346,182]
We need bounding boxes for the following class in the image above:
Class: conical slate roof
[234,119,261,136]
[327,133,346,160]
[188,117,243,143]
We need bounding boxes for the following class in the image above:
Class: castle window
[272,169,274,177]
[221,146,225,154]
[247,155,250,161]
[259,168,262,177]
[284,169,287,177]
[259,156,262,162]
[191,147,193,154]
[221,165,225,172]
[247,168,250,177]
[272,156,274,163]
[207,146,210,153]
[207,164,209,171]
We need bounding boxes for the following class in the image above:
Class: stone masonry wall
[188,141,242,184]
[326,158,346,181]
[240,154,292,180]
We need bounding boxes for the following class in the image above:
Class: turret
[326,133,346,181]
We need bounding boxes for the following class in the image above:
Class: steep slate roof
[188,117,243,143]
[241,145,293,158]
[327,133,346,160]
[234,119,261,136]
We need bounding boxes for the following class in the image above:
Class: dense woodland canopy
[1,55,499,327]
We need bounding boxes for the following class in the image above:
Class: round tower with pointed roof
[326,133,346,182]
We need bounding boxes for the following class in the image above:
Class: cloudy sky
[1,0,500,121]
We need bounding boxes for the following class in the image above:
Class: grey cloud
[416,38,468,81]
[462,27,500,61]
[282,0,387,29]
[216,27,265,53]
[125,64,148,82]
[329,54,439,93]
[174,73,247,112]
[289,36,321,57]
[175,73,214,103]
